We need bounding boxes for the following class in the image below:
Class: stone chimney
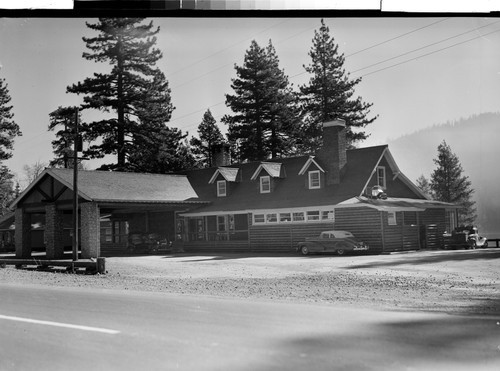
[316,119,347,185]
[212,143,231,167]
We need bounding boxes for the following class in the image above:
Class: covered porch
[10,168,207,259]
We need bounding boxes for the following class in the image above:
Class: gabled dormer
[361,146,427,199]
[250,162,286,194]
[298,156,326,190]
[208,167,241,197]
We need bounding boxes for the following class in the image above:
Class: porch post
[45,203,64,259]
[81,202,100,259]
[15,207,31,258]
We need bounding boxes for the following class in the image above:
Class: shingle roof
[182,145,389,214]
[54,169,201,202]
[12,168,203,207]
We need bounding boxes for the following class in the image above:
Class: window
[306,211,320,221]
[253,214,265,224]
[388,211,397,225]
[217,180,227,197]
[403,211,417,226]
[112,221,128,244]
[321,210,335,221]
[260,176,271,193]
[188,217,206,241]
[217,215,227,232]
[280,213,292,222]
[377,166,386,189]
[293,212,305,222]
[308,170,321,189]
[266,213,278,223]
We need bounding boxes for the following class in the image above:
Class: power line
[172,19,496,131]
[346,18,450,57]
[166,19,291,79]
[358,26,500,78]
[352,20,500,75]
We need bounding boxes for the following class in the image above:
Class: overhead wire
[346,18,451,57]
[357,26,500,78]
[172,18,455,130]
[351,20,500,75]
[167,19,292,82]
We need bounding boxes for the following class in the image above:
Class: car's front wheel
[300,245,309,255]
[336,249,345,256]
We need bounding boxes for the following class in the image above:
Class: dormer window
[308,170,321,189]
[217,180,227,197]
[377,166,386,189]
[260,176,271,193]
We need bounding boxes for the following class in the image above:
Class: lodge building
[7,120,459,258]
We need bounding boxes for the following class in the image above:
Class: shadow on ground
[161,252,297,262]
[345,249,500,269]
[275,312,500,370]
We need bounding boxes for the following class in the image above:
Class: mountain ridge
[385,112,500,235]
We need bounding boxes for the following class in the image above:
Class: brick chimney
[316,119,347,185]
[212,143,231,167]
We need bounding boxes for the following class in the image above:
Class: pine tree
[48,106,82,168]
[0,77,21,214]
[125,68,189,173]
[0,77,21,162]
[416,174,432,198]
[224,40,299,162]
[67,18,179,171]
[126,125,196,173]
[430,140,477,225]
[0,165,14,216]
[299,19,376,153]
[190,109,225,168]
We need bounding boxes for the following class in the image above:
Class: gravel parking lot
[1,249,499,315]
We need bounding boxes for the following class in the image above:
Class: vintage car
[297,230,369,256]
[443,226,488,249]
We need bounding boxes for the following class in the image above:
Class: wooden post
[72,107,79,262]
[97,257,106,274]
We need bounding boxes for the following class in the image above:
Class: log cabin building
[9,120,458,258]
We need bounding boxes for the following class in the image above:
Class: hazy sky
[1,16,499,182]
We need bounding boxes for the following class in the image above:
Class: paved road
[0,284,498,371]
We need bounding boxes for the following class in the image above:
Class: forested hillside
[387,112,500,236]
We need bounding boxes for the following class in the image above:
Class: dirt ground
[1,248,499,315]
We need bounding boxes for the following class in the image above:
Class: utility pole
[72,107,79,262]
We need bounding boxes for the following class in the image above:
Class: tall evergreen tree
[126,125,196,173]
[124,68,190,173]
[48,106,83,168]
[190,109,225,168]
[224,40,299,162]
[0,77,21,162]
[430,140,477,225]
[0,165,15,216]
[299,19,376,153]
[0,77,21,214]
[67,18,179,171]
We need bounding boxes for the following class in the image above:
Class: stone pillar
[45,204,64,259]
[81,202,100,259]
[15,208,31,258]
